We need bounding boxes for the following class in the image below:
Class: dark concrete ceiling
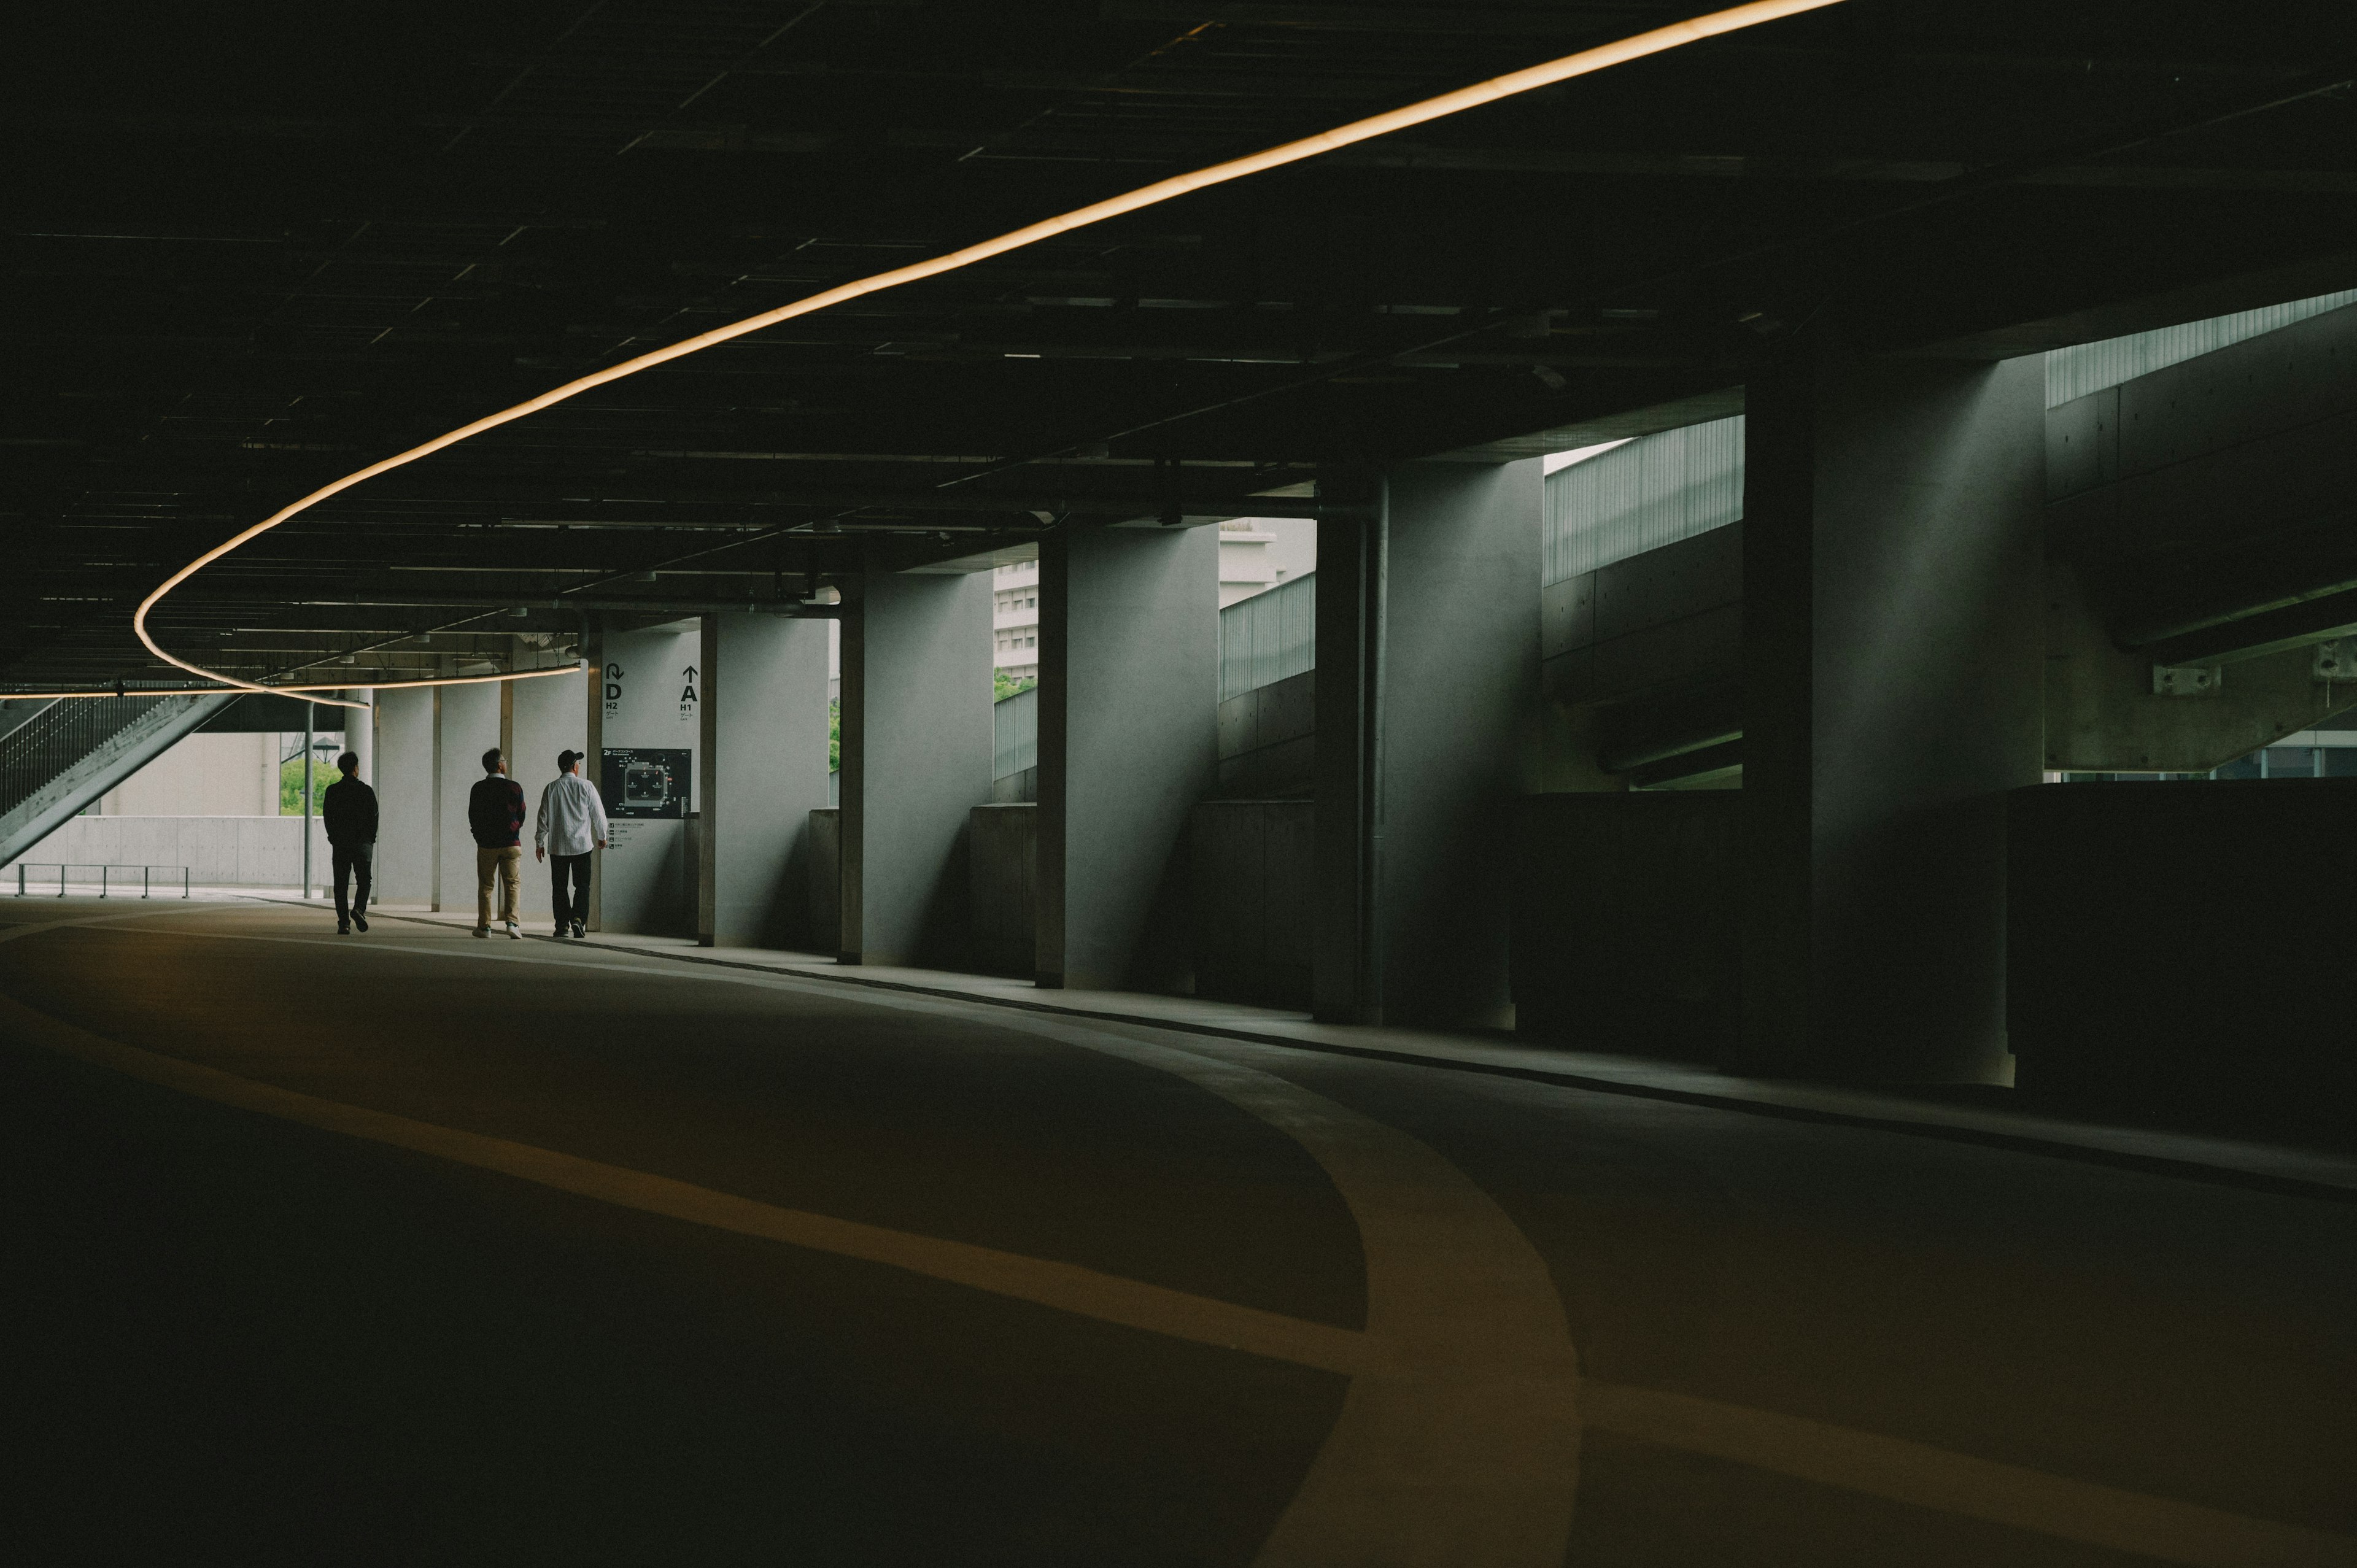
[7,0,2357,689]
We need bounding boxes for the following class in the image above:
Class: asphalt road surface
[2,898,2350,1566]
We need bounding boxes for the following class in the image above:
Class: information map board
[600,747,692,819]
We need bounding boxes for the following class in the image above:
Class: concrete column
[509,666,587,930]
[435,679,501,917]
[838,573,991,967]
[1035,525,1218,991]
[1739,337,2044,1082]
[584,616,605,930]
[697,612,831,948]
[595,622,701,936]
[350,688,374,784]
[1310,462,1541,1029]
[1313,485,1382,1024]
[372,686,433,903]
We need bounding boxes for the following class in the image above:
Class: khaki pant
[476,845,522,929]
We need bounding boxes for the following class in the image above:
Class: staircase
[0,694,238,867]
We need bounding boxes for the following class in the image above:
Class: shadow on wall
[1511,793,1739,1064]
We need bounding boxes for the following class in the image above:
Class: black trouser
[332,843,373,925]
[550,852,592,930]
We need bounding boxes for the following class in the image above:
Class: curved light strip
[113,0,1840,710]
[3,662,586,705]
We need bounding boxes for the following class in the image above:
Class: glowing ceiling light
[1,662,586,705]
[112,0,1841,709]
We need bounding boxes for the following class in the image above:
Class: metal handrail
[10,862,192,899]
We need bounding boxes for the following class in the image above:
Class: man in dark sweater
[320,750,378,936]
[468,746,527,940]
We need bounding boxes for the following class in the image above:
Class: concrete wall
[374,687,435,905]
[1189,799,1313,1009]
[1542,521,1743,713]
[1511,792,1739,1061]
[8,814,330,889]
[2009,779,2357,1137]
[968,803,1035,976]
[597,624,701,937]
[93,730,284,817]
[1214,670,1314,799]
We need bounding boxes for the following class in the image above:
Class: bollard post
[144,865,151,900]
[100,865,109,899]
[183,867,191,899]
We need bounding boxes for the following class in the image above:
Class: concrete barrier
[1509,792,1739,1062]
[968,804,1035,976]
[6,814,332,889]
[1188,800,1313,1008]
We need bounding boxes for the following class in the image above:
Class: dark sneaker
[354,916,368,933]
[571,920,586,940]
[552,927,568,940]
[337,924,350,935]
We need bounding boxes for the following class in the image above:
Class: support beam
[1740,336,2044,1081]
[837,573,992,967]
[1035,525,1218,991]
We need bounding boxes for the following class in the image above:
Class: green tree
[993,670,1036,702]
[829,699,839,771]
[279,754,333,816]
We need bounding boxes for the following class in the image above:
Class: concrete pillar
[584,616,605,930]
[373,686,433,903]
[509,666,587,930]
[350,688,374,784]
[595,622,702,936]
[697,612,831,948]
[435,680,501,916]
[1312,462,1542,1028]
[1035,525,1218,991]
[838,573,991,967]
[1313,485,1382,1024]
[1739,337,2044,1082]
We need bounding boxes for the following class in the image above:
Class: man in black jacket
[468,746,527,940]
[320,751,378,935]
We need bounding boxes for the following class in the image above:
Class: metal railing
[0,697,168,819]
[993,684,1039,782]
[11,862,192,898]
[1220,571,1317,702]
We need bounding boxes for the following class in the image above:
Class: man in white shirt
[534,749,610,938]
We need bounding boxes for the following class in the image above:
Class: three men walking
[535,748,609,938]
[468,747,527,940]
[334,742,606,942]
